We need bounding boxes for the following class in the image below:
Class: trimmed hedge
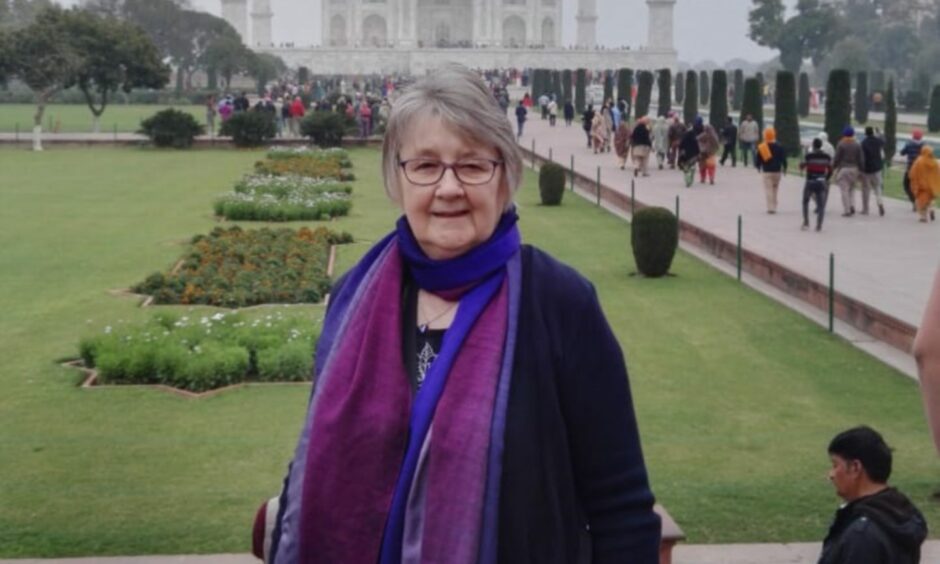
[138,108,204,149]
[885,80,897,163]
[618,68,634,119]
[299,112,347,148]
[774,71,801,157]
[699,70,710,107]
[631,207,678,278]
[929,85,940,133]
[683,70,698,125]
[854,71,869,124]
[798,72,811,118]
[657,69,672,117]
[575,68,587,113]
[219,111,277,148]
[732,69,744,111]
[635,71,654,118]
[538,162,566,205]
[825,69,852,144]
[675,70,685,105]
[709,70,728,128]
[742,77,764,134]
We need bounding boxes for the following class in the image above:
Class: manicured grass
[0,103,206,134]
[0,145,936,557]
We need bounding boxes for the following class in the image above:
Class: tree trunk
[92,114,101,134]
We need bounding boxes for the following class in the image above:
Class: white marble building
[222,0,677,75]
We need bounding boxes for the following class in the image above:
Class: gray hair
[381,64,523,208]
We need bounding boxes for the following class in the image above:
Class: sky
[60,0,799,65]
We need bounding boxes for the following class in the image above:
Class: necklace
[418,299,458,333]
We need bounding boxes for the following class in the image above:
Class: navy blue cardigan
[496,245,659,563]
[269,245,660,563]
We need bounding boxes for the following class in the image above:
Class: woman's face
[397,115,508,260]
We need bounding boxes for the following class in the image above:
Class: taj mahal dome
[221,0,677,75]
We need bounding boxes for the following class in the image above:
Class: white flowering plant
[215,175,353,221]
[78,309,320,392]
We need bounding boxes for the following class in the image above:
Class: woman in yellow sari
[908,145,940,223]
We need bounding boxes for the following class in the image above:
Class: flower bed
[214,175,353,221]
[133,226,351,307]
[266,146,353,169]
[78,309,318,392]
[254,156,356,181]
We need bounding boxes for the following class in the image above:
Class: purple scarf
[273,212,522,564]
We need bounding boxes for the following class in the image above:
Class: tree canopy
[749,0,842,73]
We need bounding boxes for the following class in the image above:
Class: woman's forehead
[400,115,495,156]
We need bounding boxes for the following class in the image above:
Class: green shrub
[683,70,698,124]
[562,69,573,107]
[657,69,671,117]
[798,72,811,118]
[138,108,204,149]
[675,71,684,105]
[300,112,347,148]
[219,111,277,148]
[617,68,634,119]
[538,163,566,206]
[774,71,801,157]
[732,69,744,111]
[699,70,710,107]
[854,71,869,124]
[742,77,764,133]
[709,70,728,128]
[631,207,678,278]
[575,68,586,113]
[257,340,314,382]
[902,90,927,112]
[885,80,898,163]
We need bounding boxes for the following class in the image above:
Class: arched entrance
[503,15,526,47]
[330,15,347,47]
[362,14,387,47]
[541,17,555,46]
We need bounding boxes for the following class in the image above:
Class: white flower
[104,326,112,334]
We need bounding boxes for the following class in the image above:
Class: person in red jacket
[289,96,305,137]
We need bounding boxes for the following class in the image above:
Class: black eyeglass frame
[398,158,505,186]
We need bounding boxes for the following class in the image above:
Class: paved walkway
[518,117,938,367]
[4,541,940,563]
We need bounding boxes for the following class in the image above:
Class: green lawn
[0,145,937,557]
[0,103,206,134]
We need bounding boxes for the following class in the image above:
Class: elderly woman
[252,64,660,564]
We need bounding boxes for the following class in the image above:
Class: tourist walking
[611,102,622,132]
[599,104,613,152]
[860,127,886,216]
[591,110,607,154]
[799,138,833,231]
[738,114,760,165]
[678,119,702,187]
[289,96,306,137]
[548,98,558,127]
[539,92,550,120]
[515,100,527,139]
[563,100,574,126]
[614,119,632,170]
[908,146,940,223]
[901,130,926,211]
[667,114,685,169]
[279,98,291,137]
[359,100,373,139]
[754,127,788,213]
[719,116,737,167]
[832,127,865,217]
[582,104,595,148]
[630,117,652,177]
[652,116,669,170]
[205,94,217,136]
[816,132,835,158]
[251,63,661,564]
[697,124,721,185]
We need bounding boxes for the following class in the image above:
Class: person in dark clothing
[860,127,886,216]
[234,91,250,113]
[582,105,595,148]
[563,100,574,126]
[667,115,685,169]
[677,119,702,187]
[901,130,926,212]
[818,426,927,564]
[800,138,833,231]
[720,116,738,167]
[755,127,788,214]
[515,100,527,139]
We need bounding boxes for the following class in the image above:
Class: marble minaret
[221,0,249,45]
[252,0,274,47]
[646,0,677,51]
[575,0,597,49]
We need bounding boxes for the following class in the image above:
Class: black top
[755,142,789,173]
[401,277,445,393]
[630,125,651,147]
[861,136,885,173]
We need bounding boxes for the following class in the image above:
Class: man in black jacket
[719,116,738,167]
[860,127,886,216]
[818,426,927,564]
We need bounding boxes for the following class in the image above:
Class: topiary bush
[683,70,698,125]
[825,69,851,144]
[138,108,205,149]
[300,111,347,148]
[631,207,678,278]
[928,85,940,133]
[219,111,277,148]
[635,71,654,118]
[539,162,566,206]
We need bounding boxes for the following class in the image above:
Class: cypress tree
[675,70,684,104]
[562,69,573,105]
[709,70,729,128]
[603,70,614,105]
[798,72,810,117]
[635,71,654,118]
[775,71,801,156]
[699,70,710,106]
[575,68,586,112]
[733,69,744,111]
[683,70,698,124]
[854,71,869,124]
[741,77,764,133]
[617,68,634,119]
[885,79,897,163]
[929,85,940,133]
[871,70,886,111]
[551,70,562,104]
[657,69,672,117]
[825,69,851,144]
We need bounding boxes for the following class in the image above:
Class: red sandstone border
[523,148,918,355]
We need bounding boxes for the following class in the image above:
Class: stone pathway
[518,117,938,364]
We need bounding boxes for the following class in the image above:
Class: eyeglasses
[399,158,503,186]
